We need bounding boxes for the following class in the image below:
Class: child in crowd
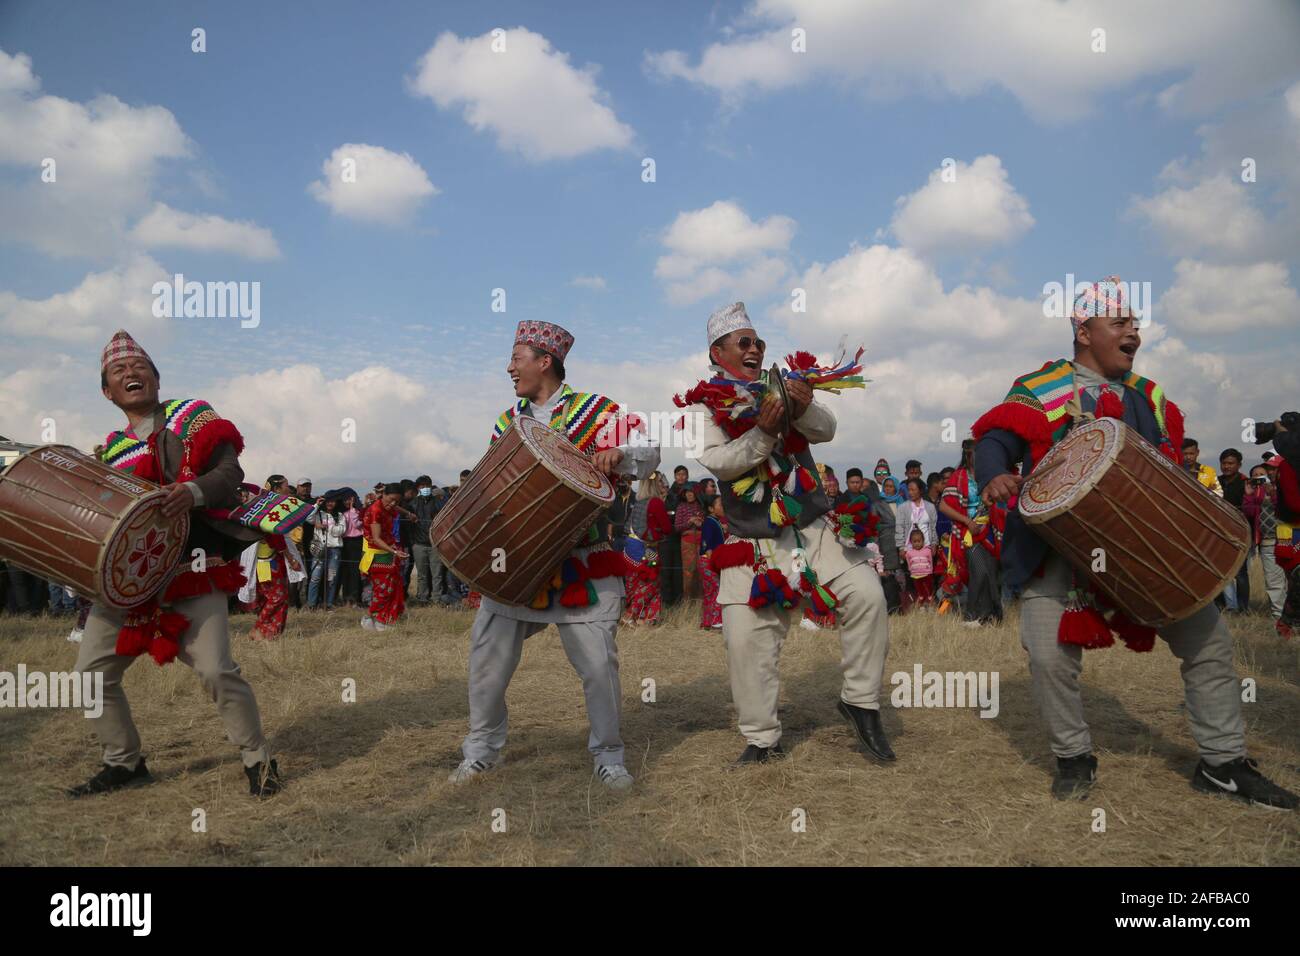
[903,528,936,608]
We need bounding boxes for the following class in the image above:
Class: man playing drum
[448,321,659,790]
[684,303,894,766]
[974,277,1296,808]
[70,330,282,798]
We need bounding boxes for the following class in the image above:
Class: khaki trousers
[75,591,271,769]
[722,561,889,748]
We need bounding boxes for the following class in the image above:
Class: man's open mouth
[125,381,144,393]
[741,357,761,370]
[1119,343,1137,357]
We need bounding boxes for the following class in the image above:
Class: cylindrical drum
[430,415,616,605]
[0,444,190,609]
[1018,417,1249,627]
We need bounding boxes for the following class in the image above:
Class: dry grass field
[2,573,1298,867]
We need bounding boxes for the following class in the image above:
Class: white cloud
[655,200,795,305]
[571,275,607,290]
[646,1,1300,122]
[0,254,170,343]
[779,242,1051,350]
[408,27,634,161]
[1157,259,1299,335]
[890,155,1034,256]
[0,48,190,257]
[129,202,280,260]
[307,143,438,225]
[1133,175,1272,262]
[207,364,468,482]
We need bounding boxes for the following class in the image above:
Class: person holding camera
[1253,413,1300,639]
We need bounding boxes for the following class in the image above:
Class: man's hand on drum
[785,378,813,419]
[981,473,1023,506]
[592,448,625,475]
[161,483,195,518]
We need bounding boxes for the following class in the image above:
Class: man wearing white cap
[68,330,282,798]
[448,320,659,790]
[685,303,895,765]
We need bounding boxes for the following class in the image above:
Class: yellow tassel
[769,499,783,525]
[732,475,757,496]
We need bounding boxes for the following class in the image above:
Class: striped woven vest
[492,384,619,545]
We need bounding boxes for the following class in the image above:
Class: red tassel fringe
[1057,606,1113,649]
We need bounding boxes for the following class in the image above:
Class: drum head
[1019,417,1124,523]
[515,415,616,504]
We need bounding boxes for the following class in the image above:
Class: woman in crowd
[623,472,671,626]
[879,476,906,505]
[338,493,364,606]
[895,477,938,549]
[308,496,346,610]
[697,494,727,629]
[1243,464,1287,620]
[674,483,705,600]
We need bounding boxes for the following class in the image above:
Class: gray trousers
[1020,553,1246,766]
[411,543,447,603]
[722,560,889,748]
[75,591,271,769]
[462,608,624,767]
[1257,541,1286,619]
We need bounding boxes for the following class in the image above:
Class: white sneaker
[597,764,634,791]
[374,620,391,632]
[448,758,495,783]
[799,618,820,632]
[67,628,83,643]
[711,622,723,629]
[360,616,375,630]
[961,620,982,629]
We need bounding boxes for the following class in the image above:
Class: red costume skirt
[369,563,406,625]
[624,563,661,624]
[699,564,722,628]
[252,562,288,639]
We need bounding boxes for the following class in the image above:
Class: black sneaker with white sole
[1051,753,1097,800]
[1191,757,1298,810]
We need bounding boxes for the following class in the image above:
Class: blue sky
[1,1,1297,487]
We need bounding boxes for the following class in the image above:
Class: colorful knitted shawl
[491,384,621,454]
[972,359,1184,470]
[99,399,247,666]
[103,398,245,484]
[673,348,867,531]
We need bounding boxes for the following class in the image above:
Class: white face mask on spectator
[419,487,432,496]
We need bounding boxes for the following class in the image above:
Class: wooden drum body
[430,416,615,605]
[1018,418,1249,627]
[0,444,189,609]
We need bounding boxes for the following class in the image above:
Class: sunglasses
[734,336,766,352]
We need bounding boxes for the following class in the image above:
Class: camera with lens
[1253,411,1300,445]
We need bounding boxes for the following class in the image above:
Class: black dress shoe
[1051,753,1098,800]
[837,700,896,761]
[734,743,784,766]
[67,758,153,797]
[245,759,283,798]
